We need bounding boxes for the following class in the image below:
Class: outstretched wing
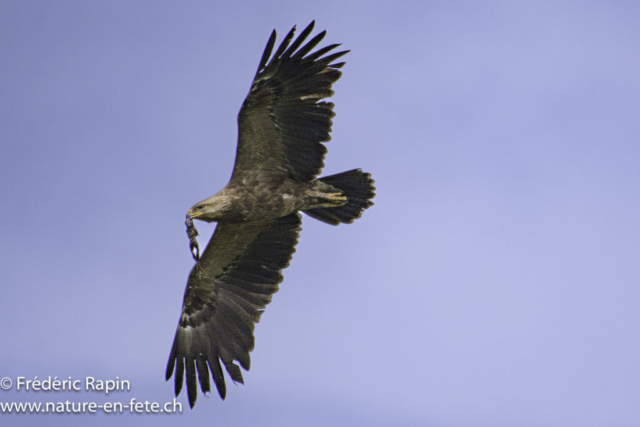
[166,213,302,408]
[232,21,349,182]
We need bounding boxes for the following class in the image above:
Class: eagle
[165,21,375,408]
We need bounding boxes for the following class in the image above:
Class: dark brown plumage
[166,21,375,408]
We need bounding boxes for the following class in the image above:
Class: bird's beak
[187,209,203,219]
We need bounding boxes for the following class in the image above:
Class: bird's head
[187,193,235,223]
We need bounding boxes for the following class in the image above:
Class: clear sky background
[1,1,639,426]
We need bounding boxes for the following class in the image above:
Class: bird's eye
[196,205,205,211]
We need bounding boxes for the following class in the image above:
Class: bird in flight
[166,21,375,408]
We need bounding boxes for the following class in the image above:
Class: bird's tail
[303,169,375,225]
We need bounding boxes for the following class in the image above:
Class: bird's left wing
[166,213,302,407]
[231,21,348,182]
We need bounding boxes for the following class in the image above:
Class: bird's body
[188,171,347,223]
[166,21,375,408]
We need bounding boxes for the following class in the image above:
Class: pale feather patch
[300,94,323,100]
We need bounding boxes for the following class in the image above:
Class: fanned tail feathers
[304,169,375,225]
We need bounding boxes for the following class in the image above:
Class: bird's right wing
[166,213,302,407]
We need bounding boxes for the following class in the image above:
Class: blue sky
[1,1,639,426]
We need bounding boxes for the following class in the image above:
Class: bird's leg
[307,192,348,209]
[186,216,200,262]
[325,192,348,206]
